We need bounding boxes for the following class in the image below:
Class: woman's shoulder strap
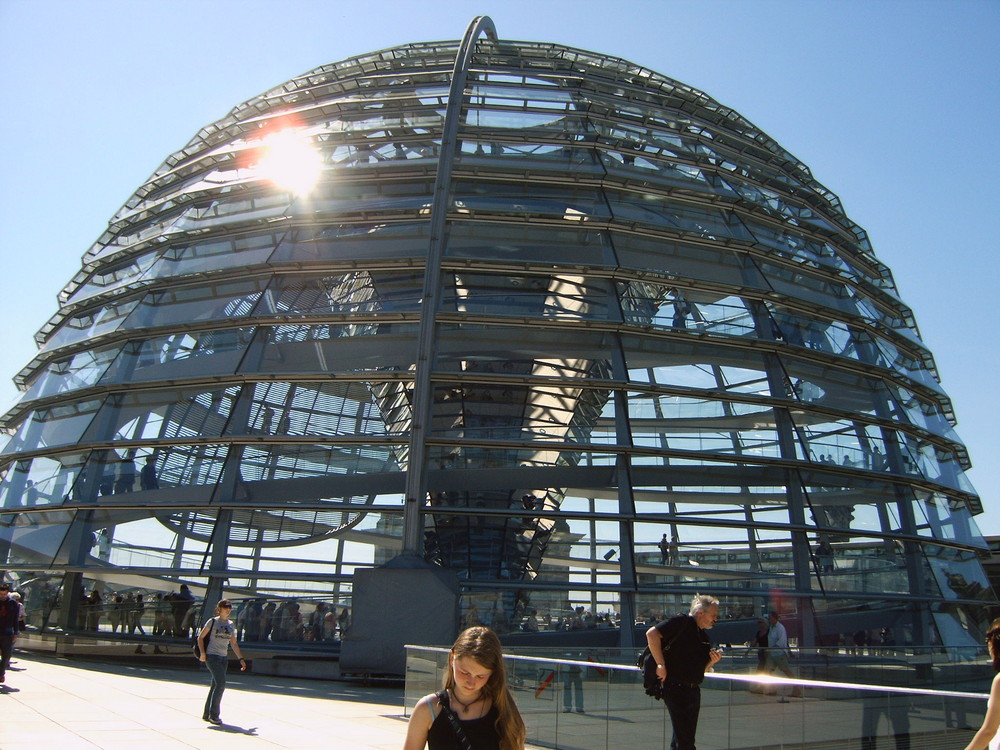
[427,690,447,721]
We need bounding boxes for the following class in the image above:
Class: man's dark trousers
[0,634,13,679]
[663,682,701,750]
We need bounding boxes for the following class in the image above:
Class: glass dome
[0,18,990,652]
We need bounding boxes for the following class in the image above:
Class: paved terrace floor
[1,652,421,750]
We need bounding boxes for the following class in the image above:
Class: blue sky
[2,0,998,530]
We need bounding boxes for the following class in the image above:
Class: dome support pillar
[402,16,498,557]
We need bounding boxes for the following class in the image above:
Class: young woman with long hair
[404,626,526,750]
[964,618,1000,750]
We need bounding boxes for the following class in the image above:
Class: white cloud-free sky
[1,0,998,530]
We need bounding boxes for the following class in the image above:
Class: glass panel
[41,297,141,352]
[0,452,88,508]
[607,189,753,241]
[789,414,882,469]
[66,250,159,305]
[452,180,610,222]
[99,328,253,384]
[257,272,424,315]
[1,507,76,567]
[927,545,995,610]
[245,322,418,375]
[409,644,993,749]
[21,344,121,402]
[77,385,240,443]
[918,490,988,547]
[445,223,610,267]
[620,282,756,338]
[766,303,861,359]
[884,383,960,443]
[142,232,279,281]
[464,110,590,133]
[122,278,266,330]
[145,444,228,492]
[622,335,772,396]
[2,399,102,455]
[444,273,611,321]
[306,178,433,216]
[628,391,782,458]
[271,223,430,263]
[229,381,390,439]
[781,355,882,415]
[237,442,402,483]
[435,324,615,382]
[458,139,604,178]
[602,150,740,199]
[595,118,718,164]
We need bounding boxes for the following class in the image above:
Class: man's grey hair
[689,594,720,616]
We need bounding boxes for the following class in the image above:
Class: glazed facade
[0,18,992,650]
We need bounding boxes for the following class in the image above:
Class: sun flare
[255,129,322,197]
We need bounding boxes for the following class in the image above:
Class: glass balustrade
[405,645,989,749]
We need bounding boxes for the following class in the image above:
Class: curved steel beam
[402,17,498,554]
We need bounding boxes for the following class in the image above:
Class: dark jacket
[0,598,19,636]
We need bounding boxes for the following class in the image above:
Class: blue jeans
[663,683,701,750]
[203,654,228,720]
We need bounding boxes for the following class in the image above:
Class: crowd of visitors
[70,585,350,644]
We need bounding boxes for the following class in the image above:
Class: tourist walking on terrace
[963,617,1000,750]
[645,594,724,750]
[197,598,247,725]
[0,583,20,684]
[764,610,802,699]
[748,617,770,693]
[404,625,526,750]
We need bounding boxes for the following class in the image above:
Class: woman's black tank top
[426,693,501,750]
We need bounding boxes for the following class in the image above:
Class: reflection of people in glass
[947,571,985,599]
[816,538,835,573]
[749,618,769,693]
[962,617,1000,750]
[754,618,769,672]
[562,653,584,713]
[764,611,802,698]
[860,691,910,750]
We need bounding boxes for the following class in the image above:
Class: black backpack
[192,617,214,659]
[637,618,685,700]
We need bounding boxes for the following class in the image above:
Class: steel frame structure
[0,17,992,651]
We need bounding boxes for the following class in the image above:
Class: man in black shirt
[645,594,723,750]
[0,583,21,684]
